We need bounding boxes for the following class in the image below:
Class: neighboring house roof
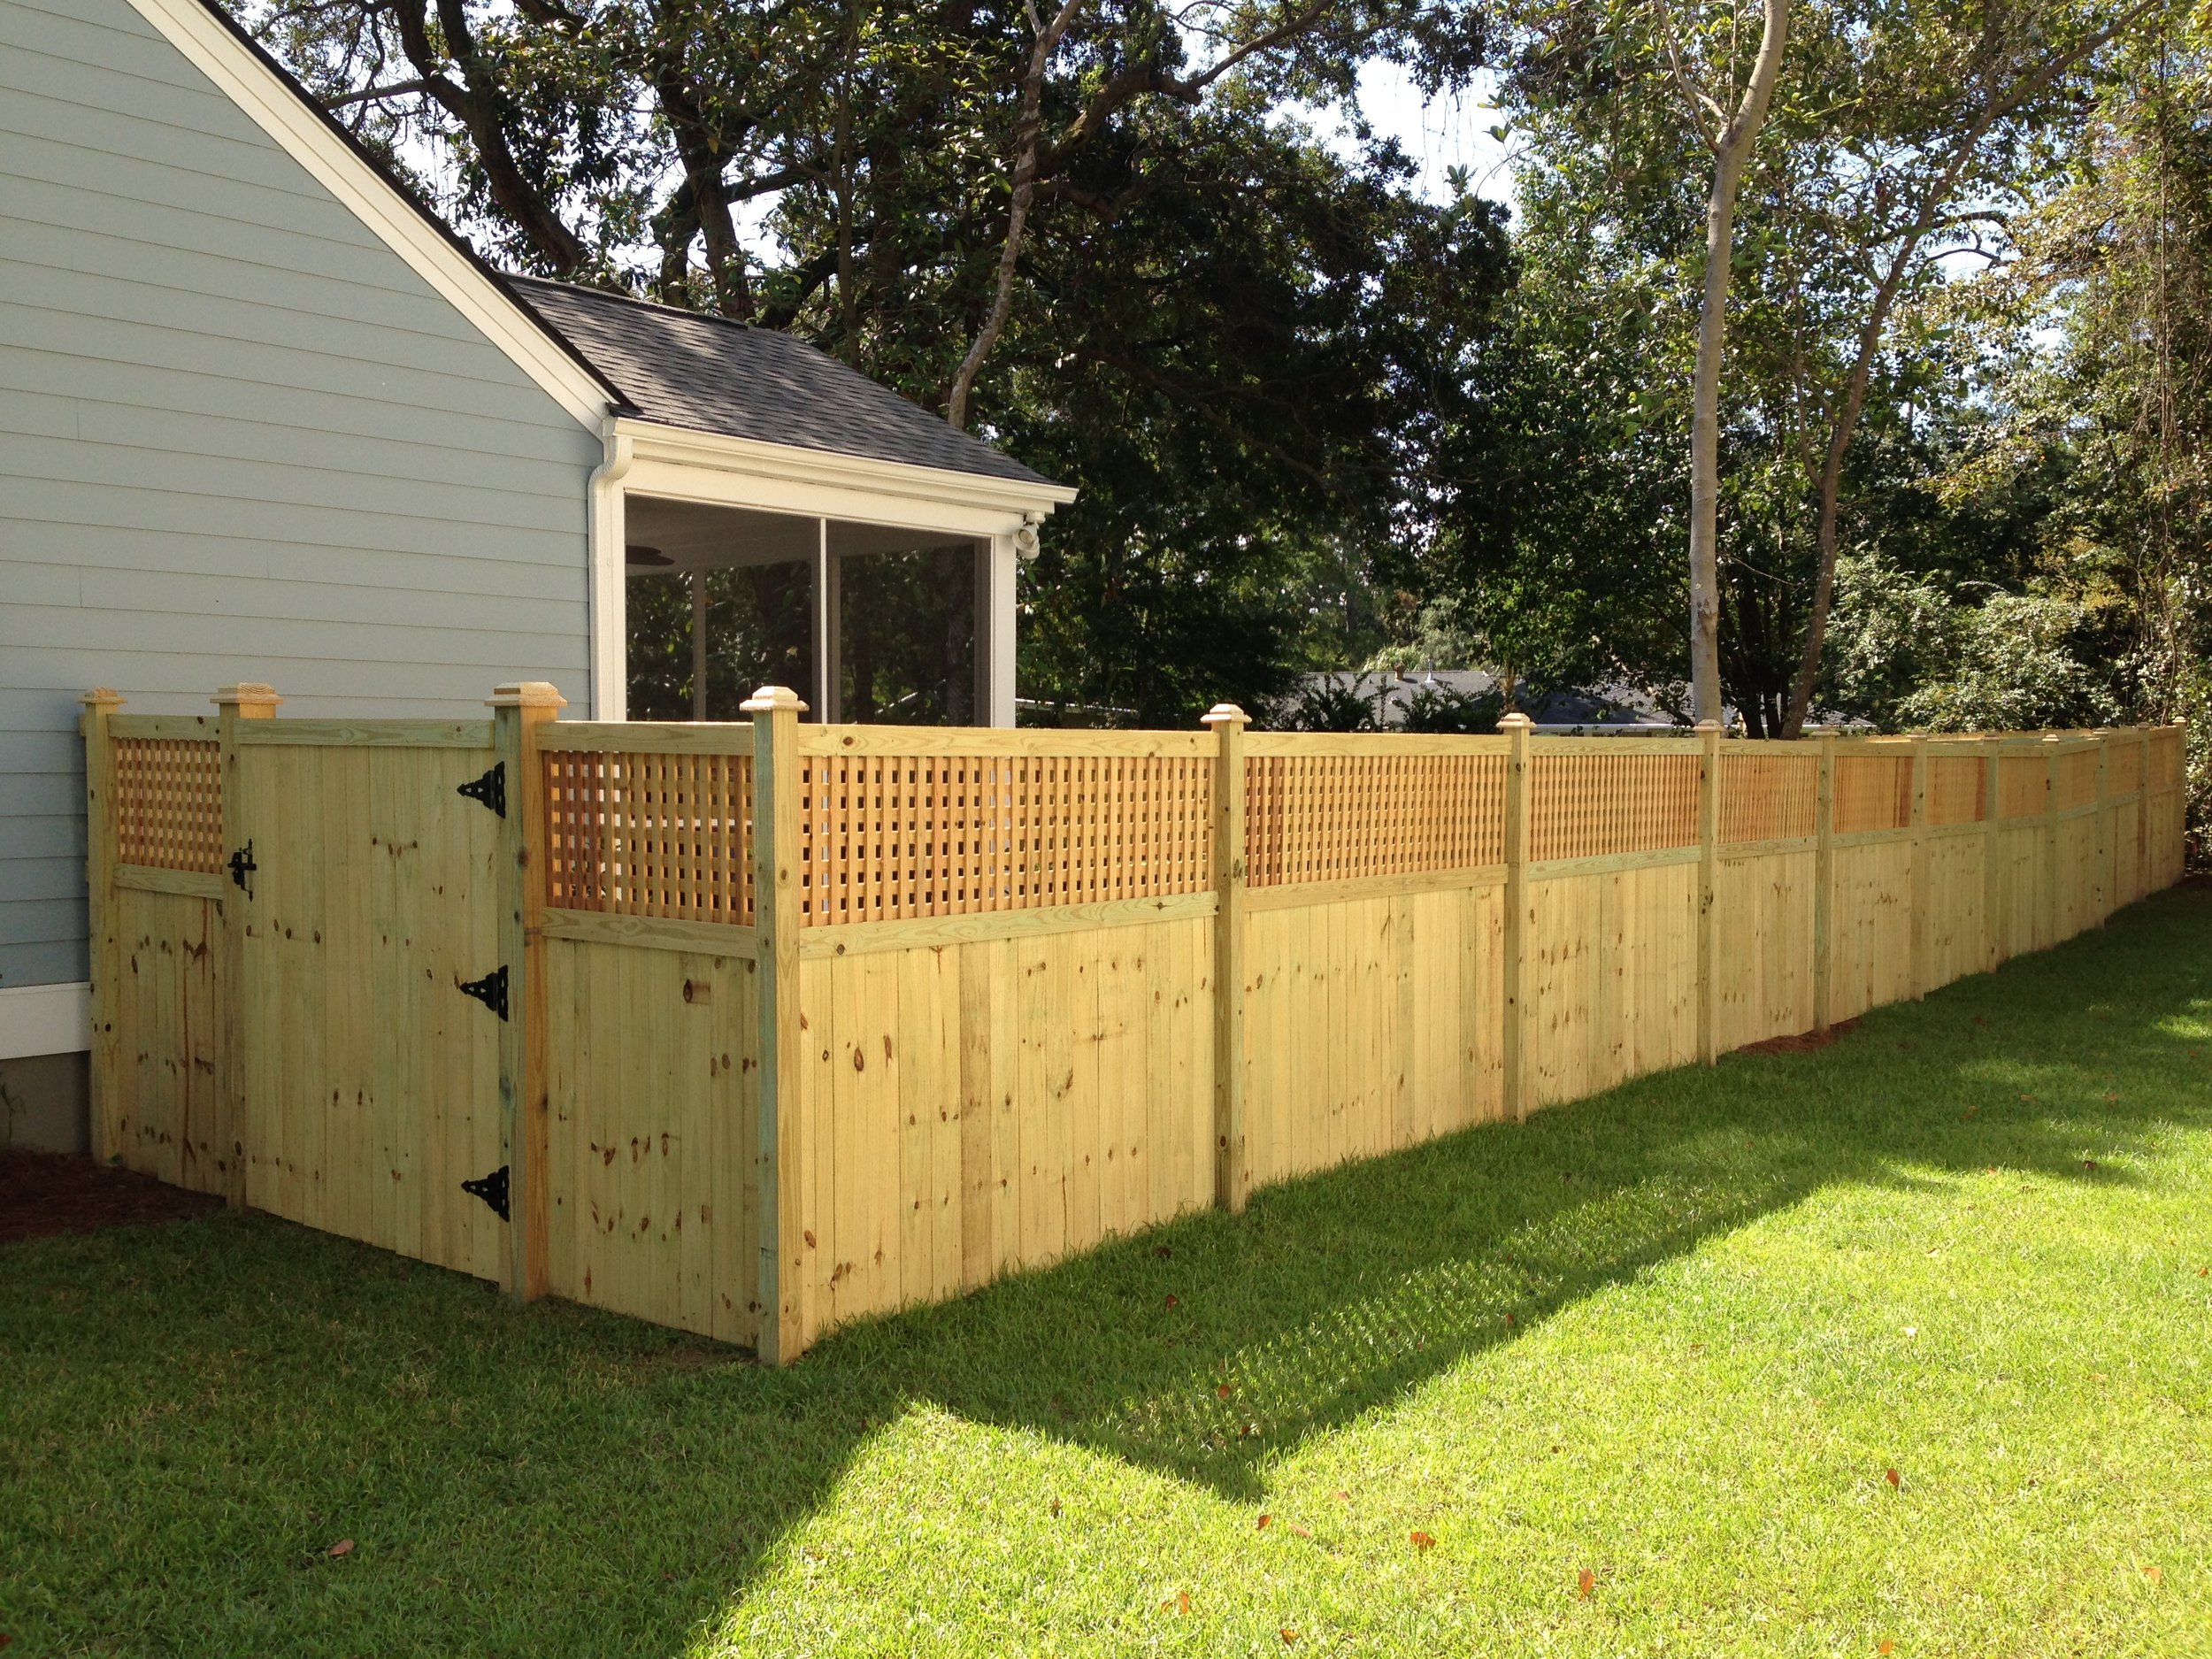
[135,0,1055,490]
[509,278,1057,488]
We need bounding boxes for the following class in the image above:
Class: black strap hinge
[461,1165,510,1221]
[227,840,256,898]
[457,761,505,818]
[458,964,509,1020]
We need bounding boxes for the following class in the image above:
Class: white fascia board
[123,0,612,431]
[617,419,1079,537]
[0,982,90,1059]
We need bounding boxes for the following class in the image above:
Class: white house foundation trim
[0,982,91,1060]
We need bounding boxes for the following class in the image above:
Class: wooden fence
[83,685,2189,1362]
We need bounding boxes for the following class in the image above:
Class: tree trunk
[946,0,1088,429]
[1686,0,1791,725]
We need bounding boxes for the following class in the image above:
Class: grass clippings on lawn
[4,886,2210,1657]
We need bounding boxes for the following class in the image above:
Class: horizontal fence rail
[84,684,2190,1367]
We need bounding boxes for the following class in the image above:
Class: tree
[1471,0,2154,734]
[238,0,1511,724]
[1655,0,1791,723]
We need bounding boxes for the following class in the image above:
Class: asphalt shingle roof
[509,277,1056,489]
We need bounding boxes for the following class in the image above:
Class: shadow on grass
[4,884,2208,1655]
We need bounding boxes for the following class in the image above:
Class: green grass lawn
[7,887,2211,1657]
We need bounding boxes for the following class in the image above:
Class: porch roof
[510,278,1058,491]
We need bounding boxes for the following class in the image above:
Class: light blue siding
[0,0,602,998]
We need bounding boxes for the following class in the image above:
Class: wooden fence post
[1812,726,1836,1033]
[744,684,807,1364]
[2042,734,2062,948]
[1695,719,1722,1064]
[1908,733,1930,999]
[2136,728,2151,898]
[489,681,563,1302]
[212,683,279,1208]
[78,689,124,1164]
[1501,712,1532,1119]
[1202,703,1249,1213]
[1981,736,2003,972]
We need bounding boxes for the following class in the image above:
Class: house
[0,0,1073,1148]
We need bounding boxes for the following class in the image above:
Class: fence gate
[234,721,509,1282]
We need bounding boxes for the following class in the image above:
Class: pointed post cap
[741,685,810,715]
[488,681,566,710]
[1200,703,1248,728]
[1497,711,1532,731]
[213,682,281,710]
[80,687,124,709]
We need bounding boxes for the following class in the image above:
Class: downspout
[588,419,634,720]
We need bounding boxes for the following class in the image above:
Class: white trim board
[0,982,90,1059]
[616,420,1078,528]
[119,0,613,430]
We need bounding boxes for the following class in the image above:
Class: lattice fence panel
[1530,750,1699,862]
[1244,752,1505,887]
[543,750,754,924]
[1835,753,1912,834]
[1719,750,1816,844]
[2056,748,2101,811]
[803,750,1213,924]
[1928,756,1988,827]
[1999,752,2047,820]
[114,738,222,872]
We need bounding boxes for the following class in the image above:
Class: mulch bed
[1738,1017,1863,1057]
[0,1148,222,1245]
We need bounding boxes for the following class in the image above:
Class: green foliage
[1821,554,2121,732]
[1397,680,1505,732]
[1274,674,1384,732]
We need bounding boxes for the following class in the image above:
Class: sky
[1347,60,1518,211]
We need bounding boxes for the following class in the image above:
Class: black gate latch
[461,1165,510,1221]
[457,761,505,818]
[227,840,256,897]
[458,964,509,1021]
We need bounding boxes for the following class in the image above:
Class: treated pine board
[896,944,938,1308]
[236,720,494,749]
[541,721,756,756]
[674,952,718,1335]
[541,909,758,958]
[802,726,1216,757]
[983,938,1021,1279]
[825,954,864,1327]
[1064,935,1103,1258]
[798,892,1217,957]
[798,954,836,1350]
[1183,916,1211,1209]
[115,864,224,898]
[333,747,376,1258]
[541,939,579,1302]
[1014,936,1066,1270]
[922,946,964,1305]
[957,942,996,1292]
[1245,733,1515,758]
[110,714,217,741]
